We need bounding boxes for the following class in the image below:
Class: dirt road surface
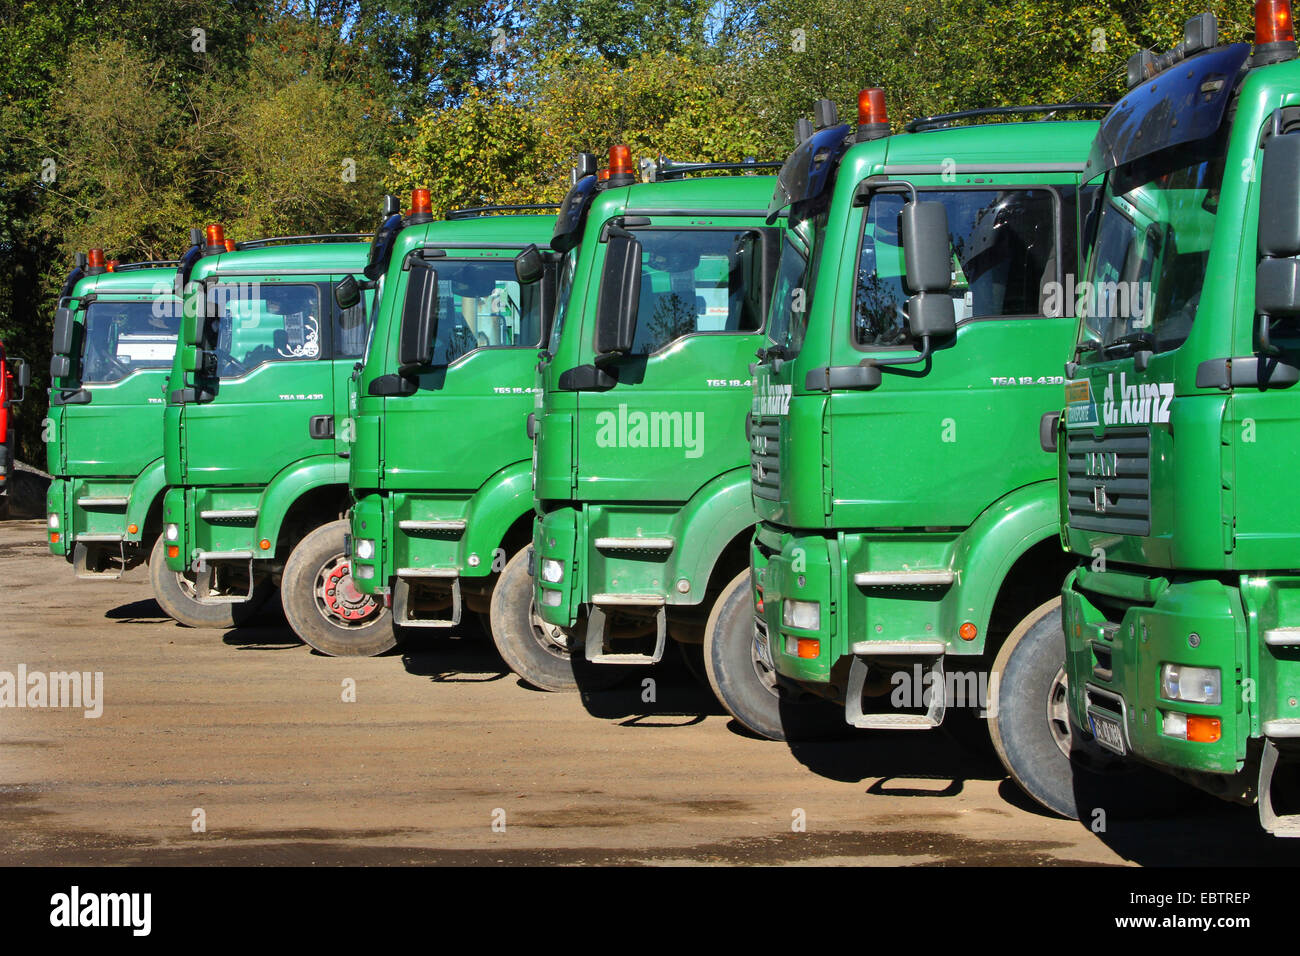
[1,518,1295,866]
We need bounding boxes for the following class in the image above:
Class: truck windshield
[402,259,544,365]
[855,189,1057,348]
[82,300,179,383]
[1078,138,1226,356]
[620,228,765,356]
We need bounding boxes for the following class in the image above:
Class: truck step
[1263,719,1300,737]
[398,519,466,534]
[191,553,256,604]
[846,713,941,730]
[73,539,126,580]
[584,603,667,665]
[1258,739,1300,837]
[1265,627,1300,647]
[393,574,461,628]
[77,496,128,509]
[853,569,954,589]
[850,640,947,657]
[199,508,258,522]
[845,648,946,730]
[593,536,675,553]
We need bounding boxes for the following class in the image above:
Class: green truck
[710,93,1120,791]
[496,147,783,691]
[159,227,374,629]
[1042,5,1300,834]
[45,248,182,573]
[337,195,559,657]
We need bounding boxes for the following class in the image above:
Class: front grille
[750,415,780,501]
[1065,427,1151,537]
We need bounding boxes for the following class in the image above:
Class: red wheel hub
[321,561,380,623]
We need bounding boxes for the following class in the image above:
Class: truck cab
[44,249,180,569]
[337,194,559,657]
[1052,4,1300,834]
[159,228,374,630]
[722,92,1115,795]
[492,147,782,692]
[0,339,30,519]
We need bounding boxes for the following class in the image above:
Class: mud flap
[1258,737,1300,837]
[191,553,256,604]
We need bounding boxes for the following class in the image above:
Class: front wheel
[281,519,394,657]
[703,570,844,741]
[148,534,271,629]
[489,547,624,692]
[989,597,1180,820]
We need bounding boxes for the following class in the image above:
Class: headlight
[541,558,564,583]
[1161,663,1221,705]
[783,599,820,630]
[47,513,59,529]
[165,523,179,541]
[355,538,375,561]
[541,589,562,607]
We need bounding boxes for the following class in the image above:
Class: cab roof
[191,241,371,281]
[398,213,557,248]
[861,119,1100,172]
[70,265,181,299]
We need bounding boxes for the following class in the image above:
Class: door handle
[310,415,335,440]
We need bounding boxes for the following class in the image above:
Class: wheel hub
[316,556,380,626]
[529,601,570,657]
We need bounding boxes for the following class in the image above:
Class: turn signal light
[259,539,272,551]
[796,638,820,659]
[50,532,60,544]
[167,545,180,559]
[959,621,978,641]
[1187,716,1222,743]
[127,524,138,535]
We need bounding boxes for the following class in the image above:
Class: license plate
[1088,711,1127,755]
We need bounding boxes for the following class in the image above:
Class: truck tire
[704,570,844,741]
[149,534,271,629]
[989,597,1180,820]
[281,519,394,657]
[489,547,624,692]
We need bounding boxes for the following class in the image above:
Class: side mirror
[900,200,955,344]
[901,200,953,294]
[515,244,545,285]
[334,275,361,310]
[593,232,642,359]
[905,292,956,339]
[398,265,439,370]
[50,354,72,381]
[1260,134,1300,258]
[52,307,75,354]
[9,358,28,402]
